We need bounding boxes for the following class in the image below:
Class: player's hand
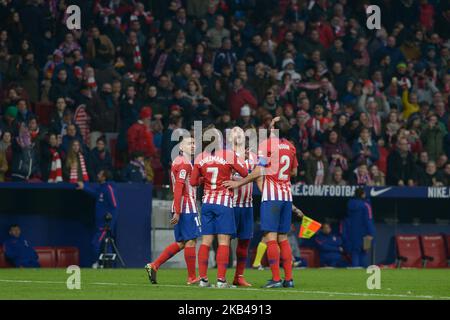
[222,180,240,189]
[269,116,281,129]
[76,181,84,190]
[170,213,180,225]
[293,207,304,218]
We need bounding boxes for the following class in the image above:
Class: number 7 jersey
[191,149,248,207]
[258,137,298,202]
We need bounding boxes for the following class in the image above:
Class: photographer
[76,169,118,267]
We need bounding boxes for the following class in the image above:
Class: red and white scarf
[48,148,63,183]
[133,44,142,70]
[69,153,89,183]
[314,160,325,185]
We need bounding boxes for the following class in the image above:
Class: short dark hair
[96,136,107,144]
[131,151,145,160]
[354,187,365,198]
[99,169,113,181]
[9,224,19,230]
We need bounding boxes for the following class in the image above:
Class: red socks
[198,244,210,279]
[153,242,181,269]
[266,240,281,281]
[184,246,197,279]
[234,239,250,279]
[216,245,230,281]
[279,240,293,281]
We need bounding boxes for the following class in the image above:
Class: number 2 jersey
[191,149,248,207]
[258,137,298,202]
[171,155,198,214]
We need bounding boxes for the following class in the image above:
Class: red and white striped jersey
[232,152,257,207]
[258,137,298,202]
[191,149,248,207]
[171,155,197,214]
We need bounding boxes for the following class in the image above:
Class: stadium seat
[420,235,447,268]
[55,247,80,268]
[35,247,57,268]
[445,235,450,259]
[0,246,13,268]
[395,235,423,268]
[300,247,320,268]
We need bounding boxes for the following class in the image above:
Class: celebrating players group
[145,119,302,289]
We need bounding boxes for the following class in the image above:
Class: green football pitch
[0,268,449,300]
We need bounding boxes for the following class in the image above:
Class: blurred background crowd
[0,0,449,187]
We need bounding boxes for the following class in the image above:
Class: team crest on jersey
[179,169,187,180]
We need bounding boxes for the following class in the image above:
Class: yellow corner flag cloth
[298,215,322,239]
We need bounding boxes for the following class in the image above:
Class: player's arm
[231,152,249,178]
[171,170,186,225]
[292,204,304,219]
[223,166,263,189]
[290,146,299,177]
[190,162,201,187]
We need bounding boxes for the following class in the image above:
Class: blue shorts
[200,203,236,235]
[233,207,254,239]
[174,213,201,242]
[260,200,292,233]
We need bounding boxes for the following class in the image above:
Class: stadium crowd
[0,0,449,187]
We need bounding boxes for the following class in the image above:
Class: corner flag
[298,215,322,239]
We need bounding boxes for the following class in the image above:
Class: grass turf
[0,268,449,300]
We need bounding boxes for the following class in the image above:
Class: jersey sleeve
[173,163,190,214]
[190,155,202,186]
[231,151,248,178]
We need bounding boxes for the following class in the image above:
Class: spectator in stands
[387,137,417,186]
[370,165,385,186]
[207,15,230,50]
[88,83,119,149]
[11,124,40,182]
[127,106,156,160]
[421,114,446,161]
[15,99,34,125]
[323,129,352,173]
[49,68,75,105]
[442,162,450,186]
[228,77,257,121]
[349,163,373,186]
[121,151,147,183]
[90,136,113,179]
[4,224,40,268]
[305,144,330,185]
[64,139,90,183]
[117,85,141,158]
[315,223,347,267]
[61,123,85,154]
[49,97,68,135]
[352,127,380,166]
[41,132,63,183]
[0,145,7,182]
[419,160,445,186]
[0,106,19,136]
[0,130,12,179]
[342,188,375,268]
[86,26,116,68]
[329,166,347,186]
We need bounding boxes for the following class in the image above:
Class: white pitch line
[1,279,449,300]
